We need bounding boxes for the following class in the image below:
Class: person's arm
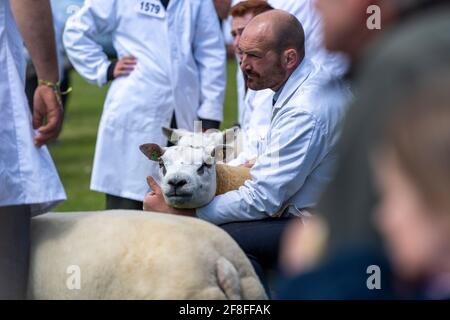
[196,109,326,225]
[11,0,58,82]
[63,0,119,86]
[193,0,226,126]
[11,0,62,147]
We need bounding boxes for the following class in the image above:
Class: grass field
[49,60,238,211]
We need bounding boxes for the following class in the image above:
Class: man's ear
[140,143,165,161]
[162,127,192,144]
[284,48,300,70]
[210,145,235,162]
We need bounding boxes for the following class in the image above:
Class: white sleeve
[63,0,117,87]
[196,109,326,225]
[192,0,226,122]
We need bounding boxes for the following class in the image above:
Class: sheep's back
[28,210,266,300]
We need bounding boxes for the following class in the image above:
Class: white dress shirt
[63,0,226,200]
[0,0,66,215]
[197,59,352,225]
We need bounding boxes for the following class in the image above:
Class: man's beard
[245,61,285,91]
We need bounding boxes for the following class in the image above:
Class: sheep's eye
[159,160,167,176]
[197,162,211,175]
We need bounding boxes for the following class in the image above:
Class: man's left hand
[33,85,63,147]
[143,176,196,217]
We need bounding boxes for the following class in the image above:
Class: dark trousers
[105,194,143,210]
[220,217,292,297]
[0,205,31,300]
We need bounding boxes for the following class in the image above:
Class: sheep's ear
[162,127,175,140]
[162,127,192,144]
[222,126,240,145]
[210,145,234,162]
[140,143,165,161]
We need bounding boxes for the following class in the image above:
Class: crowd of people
[1,0,450,300]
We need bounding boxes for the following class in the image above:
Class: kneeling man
[143,10,352,290]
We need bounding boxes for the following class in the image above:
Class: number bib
[136,1,166,19]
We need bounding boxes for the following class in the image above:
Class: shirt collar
[272,83,286,106]
[272,58,313,111]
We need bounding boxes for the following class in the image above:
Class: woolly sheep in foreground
[28,210,267,299]
[140,127,250,209]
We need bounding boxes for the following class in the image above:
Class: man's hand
[143,176,196,217]
[113,55,137,78]
[241,158,256,168]
[33,85,63,147]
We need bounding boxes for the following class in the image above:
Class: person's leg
[220,217,292,297]
[0,205,31,300]
[105,194,143,210]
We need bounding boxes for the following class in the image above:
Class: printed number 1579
[140,2,161,14]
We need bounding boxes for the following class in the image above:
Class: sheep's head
[140,143,232,209]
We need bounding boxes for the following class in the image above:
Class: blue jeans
[220,217,293,297]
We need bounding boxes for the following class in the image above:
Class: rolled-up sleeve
[63,0,117,87]
[192,0,226,122]
[196,109,326,225]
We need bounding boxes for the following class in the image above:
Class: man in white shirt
[64,0,226,210]
[143,10,351,291]
[0,0,66,299]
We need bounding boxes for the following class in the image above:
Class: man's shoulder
[276,71,352,134]
[285,72,350,114]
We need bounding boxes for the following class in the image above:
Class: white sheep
[140,127,250,209]
[28,210,267,300]
[27,128,260,300]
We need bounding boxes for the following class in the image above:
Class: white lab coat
[197,59,353,224]
[233,0,349,163]
[0,0,66,215]
[63,0,226,201]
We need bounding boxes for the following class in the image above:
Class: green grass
[49,60,238,211]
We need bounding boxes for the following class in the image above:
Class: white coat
[0,0,66,215]
[63,0,226,201]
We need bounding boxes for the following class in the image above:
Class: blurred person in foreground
[314,0,450,254]
[372,73,450,299]
[278,7,450,299]
[280,0,450,274]
[0,0,66,299]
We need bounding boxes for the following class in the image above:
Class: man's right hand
[113,55,137,78]
[32,85,64,147]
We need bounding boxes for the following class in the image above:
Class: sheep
[27,127,260,300]
[140,127,251,209]
[28,210,267,300]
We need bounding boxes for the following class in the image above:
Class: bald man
[143,10,352,292]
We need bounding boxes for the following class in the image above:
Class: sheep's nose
[168,179,187,188]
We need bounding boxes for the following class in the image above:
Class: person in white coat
[143,10,352,292]
[230,0,349,166]
[0,0,66,299]
[63,0,226,209]
[228,0,274,167]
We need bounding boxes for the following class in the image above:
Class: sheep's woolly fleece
[28,210,267,300]
[215,164,251,195]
